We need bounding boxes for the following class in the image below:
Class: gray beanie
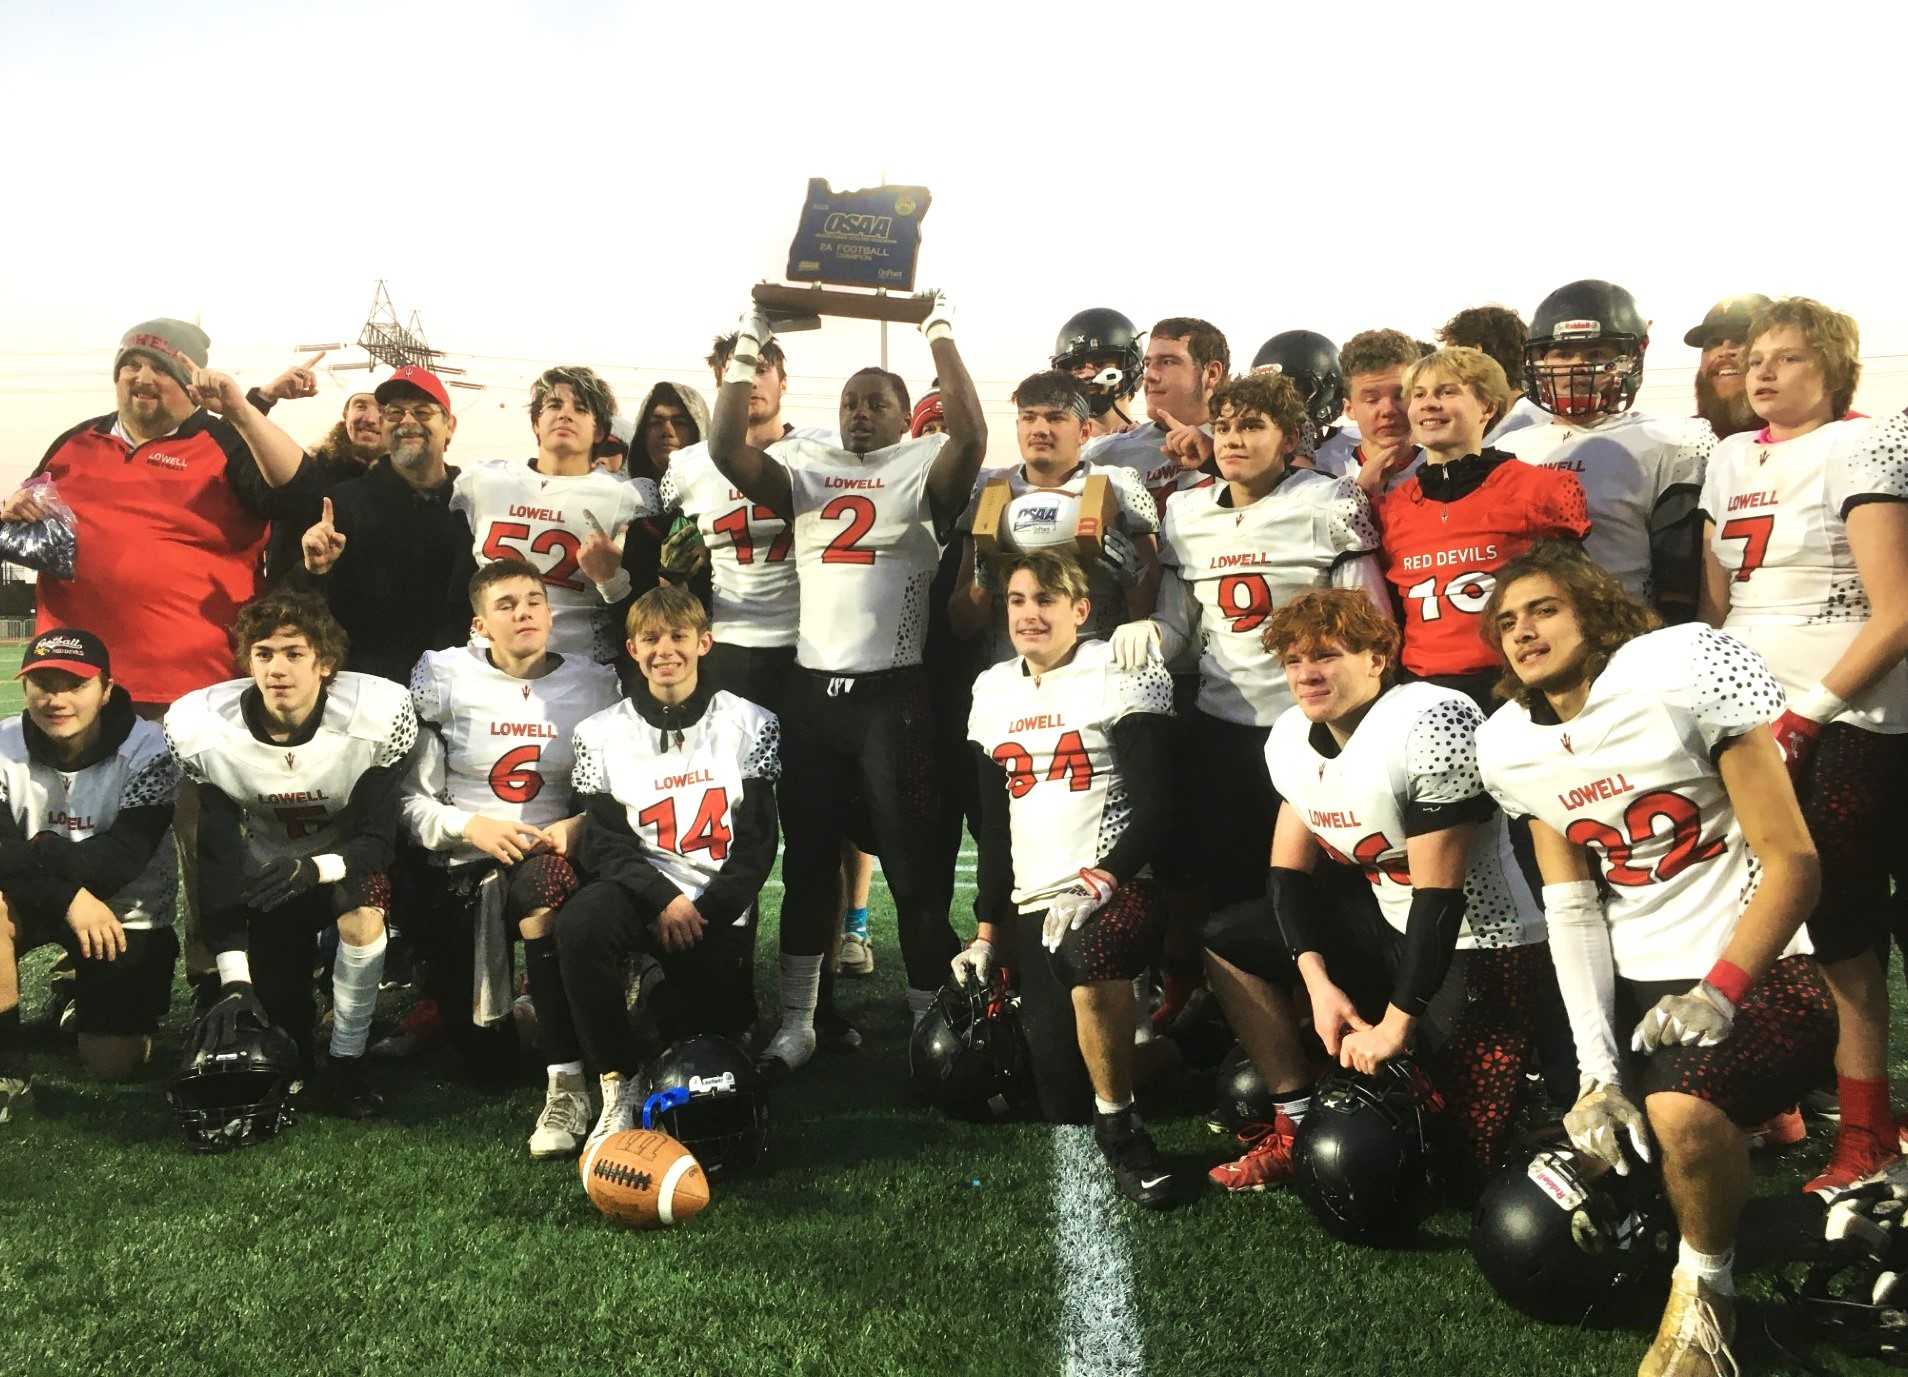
[115,318,210,392]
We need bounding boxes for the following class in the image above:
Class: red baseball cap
[374,365,452,414]
[19,628,110,680]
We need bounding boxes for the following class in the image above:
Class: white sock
[906,986,938,1026]
[779,954,822,1028]
[1674,1239,1735,1296]
[548,1061,583,1083]
[1094,1095,1135,1117]
[328,932,388,1059]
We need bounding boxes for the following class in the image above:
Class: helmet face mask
[640,1036,769,1177]
[1524,280,1649,420]
[909,972,1031,1121]
[167,1020,301,1154]
[1052,309,1143,418]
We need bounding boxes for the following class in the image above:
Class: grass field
[2,774,1902,1374]
[0,640,25,714]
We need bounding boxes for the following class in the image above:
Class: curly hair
[1210,372,1309,448]
[1746,297,1862,420]
[232,589,349,674]
[1438,306,1529,390]
[1262,588,1401,667]
[1339,328,1421,383]
[1481,541,1659,707]
[530,366,618,444]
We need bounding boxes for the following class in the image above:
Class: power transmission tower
[297,280,482,389]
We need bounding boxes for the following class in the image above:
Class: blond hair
[1403,346,1513,430]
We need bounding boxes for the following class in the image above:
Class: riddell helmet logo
[687,1071,738,1096]
[1553,319,1602,339]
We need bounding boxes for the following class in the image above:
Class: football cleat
[1807,1128,1902,1199]
[1746,1107,1806,1151]
[527,1070,592,1160]
[582,1073,638,1161]
[1637,1274,1736,1377]
[1209,1114,1300,1192]
[0,1075,32,1124]
[817,1006,862,1053]
[368,997,444,1059]
[756,1023,817,1077]
[836,933,875,978]
[1095,1108,1181,1210]
[1802,1087,1841,1123]
[317,1054,385,1120]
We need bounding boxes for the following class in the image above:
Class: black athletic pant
[230,873,388,1074]
[557,880,755,1076]
[778,665,958,992]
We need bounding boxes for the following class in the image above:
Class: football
[580,1128,710,1228]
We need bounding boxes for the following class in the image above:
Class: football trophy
[751,179,936,331]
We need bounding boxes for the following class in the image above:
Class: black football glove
[242,857,321,912]
[199,981,270,1052]
[29,831,83,879]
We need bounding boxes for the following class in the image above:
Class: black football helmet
[1206,1042,1277,1135]
[1524,279,1649,420]
[1780,1160,1908,1365]
[1051,308,1143,417]
[167,1007,300,1153]
[909,971,1032,1122]
[1249,330,1347,436]
[640,1035,769,1177]
[1292,1058,1443,1243]
[1470,1148,1677,1324]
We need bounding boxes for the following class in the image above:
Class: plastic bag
[0,475,77,578]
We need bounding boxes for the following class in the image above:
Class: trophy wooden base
[752,283,933,332]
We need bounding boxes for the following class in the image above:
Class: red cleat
[1208,1112,1299,1192]
[1805,1126,1901,1198]
[1747,1106,1806,1151]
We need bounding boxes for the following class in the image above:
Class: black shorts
[702,641,797,718]
[1798,724,1908,963]
[1623,955,1836,1126]
[12,913,177,1037]
[1036,877,1163,990]
[1162,709,1274,904]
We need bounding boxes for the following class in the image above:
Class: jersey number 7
[1717,515,1773,582]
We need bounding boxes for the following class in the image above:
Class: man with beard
[708,293,986,1070]
[298,367,470,681]
[1687,294,1771,441]
[263,391,387,583]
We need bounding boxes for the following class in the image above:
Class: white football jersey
[959,461,1160,664]
[0,714,177,929]
[1495,412,1711,604]
[1311,423,1361,478]
[776,432,950,673]
[1484,395,1548,446]
[1157,471,1385,726]
[1698,414,1908,731]
[967,640,1175,909]
[1475,625,1808,980]
[1266,682,1541,950]
[571,691,779,909]
[1083,423,1179,500]
[166,672,419,866]
[402,645,623,864]
[451,460,660,662]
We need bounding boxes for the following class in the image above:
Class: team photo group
[5,274,1907,1377]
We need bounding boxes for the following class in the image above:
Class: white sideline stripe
[1053,1126,1144,1377]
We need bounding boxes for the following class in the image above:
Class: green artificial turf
[2,851,1902,1376]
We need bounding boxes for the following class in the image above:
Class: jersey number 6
[489,743,545,804]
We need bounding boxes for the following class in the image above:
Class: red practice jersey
[1375,454,1591,678]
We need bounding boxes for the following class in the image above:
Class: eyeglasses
[381,402,442,424]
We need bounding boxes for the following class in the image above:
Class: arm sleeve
[1098,712,1171,883]
[690,784,777,926]
[1391,887,1468,1016]
[972,745,1016,927]
[1402,696,1495,835]
[1151,563,1199,665]
[1543,880,1624,1087]
[1268,865,1328,958]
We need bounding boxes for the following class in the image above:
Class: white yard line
[1053,1126,1144,1377]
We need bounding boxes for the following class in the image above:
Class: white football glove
[920,289,955,344]
[950,938,994,987]
[1108,619,1162,671]
[1098,527,1141,588]
[1631,981,1735,1053]
[1563,1079,1653,1177]
[735,304,775,354]
[1041,869,1116,951]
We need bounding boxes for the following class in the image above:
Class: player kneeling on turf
[561,587,780,1156]
[402,558,621,1155]
[959,551,1180,1208]
[0,629,179,1117]
[1202,588,1547,1195]
[165,592,418,1120]
[1474,542,1833,1377]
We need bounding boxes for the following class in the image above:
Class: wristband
[215,950,253,986]
[313,853,347,885]
[723,355,759,387]
[1703,958,1752,1007]
[1792,682,1849,724]
[594,569,632,604]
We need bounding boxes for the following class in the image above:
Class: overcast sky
[5,0,1906,479]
